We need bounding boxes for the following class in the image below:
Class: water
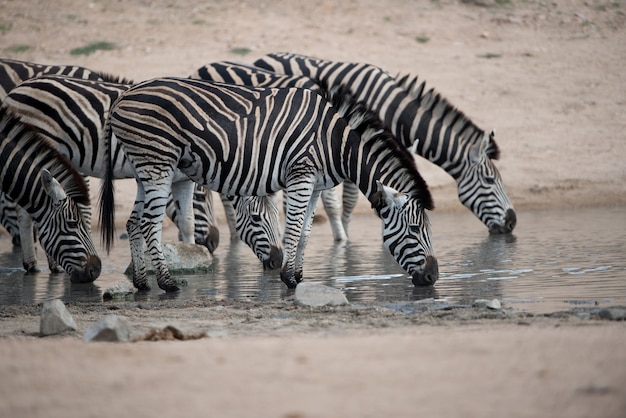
[0,206,624,313]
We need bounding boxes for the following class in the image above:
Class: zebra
[0,110,101,282]
[2,73,282,268]
[254,52,517,234]
[0,59,220,264]
[0,191,20,246]
[192,61,349,243]
[99,77,437,292]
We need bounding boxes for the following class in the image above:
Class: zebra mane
[328,86,434,211]
[0,109,90,206]
[94,71,134,85]
[396,73,500,160]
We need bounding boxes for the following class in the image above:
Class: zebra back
[0,109,89,211]
[254,52,516,234]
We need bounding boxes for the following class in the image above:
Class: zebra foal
[100,79,437,292]
[254,52,517,234]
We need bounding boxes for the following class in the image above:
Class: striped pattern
[1,71,221,255]
[193,61,349,243]
[0,110,101,281]
[254,52,517,234]
[100,78,437,291]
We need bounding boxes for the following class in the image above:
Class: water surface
[0,206,624,313]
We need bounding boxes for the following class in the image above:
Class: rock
[103,280,135,301]
[40,299,77,336]
[124,241,215,276]
[294,282,349,307]
[83,315,131,342]
[597,307,626,321]
[472,298,502,310]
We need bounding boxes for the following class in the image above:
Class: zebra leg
[170,179,195,244]
[280,179,316,288]
[341,181,359,238]
[16,205,39,273]
[220,193,240,241]
[294,190,322,279]
[321,187,348,243]
[144,180,182,292]
[127,183,150,291]
[197,187,220,253]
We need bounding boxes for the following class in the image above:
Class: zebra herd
[0,53,516,292]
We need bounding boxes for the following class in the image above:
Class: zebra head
[36,170,101,283]
[370,181,438,286]
[231,195,283,269]
[458,131,517,234]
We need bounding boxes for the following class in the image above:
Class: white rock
[40,299,77,336]
[124,241,215,276]
[103,280,135,301]
[472,298,502,310]
[294,282,349,307]
[83,315,131,342]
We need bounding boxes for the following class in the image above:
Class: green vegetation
[70,41,117,56]
[0,23,12,32]
[6,44,31,53]
[478,52,502,59]
[416,36,430,44]
[229,47,252,56]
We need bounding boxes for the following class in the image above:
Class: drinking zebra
[100,79,437,292]
[0,58,220,266]
[2,73,282,268]
[254,52,517,234]
[193,61,349,243]
[0,110,101,281]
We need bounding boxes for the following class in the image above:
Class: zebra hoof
[280,271,298,289]
[134,279,151,292]
[160,282,180,293]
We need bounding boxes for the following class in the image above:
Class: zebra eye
[251,214,262,223]
[409,225,422,235]
[485,176,496,185]
[67,220,79,229]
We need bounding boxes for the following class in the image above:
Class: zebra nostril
[264,246,283,270]
[505,208,517,231]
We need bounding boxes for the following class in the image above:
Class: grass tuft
[70,41,116,56]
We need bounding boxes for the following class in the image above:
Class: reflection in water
[0,206,624,313]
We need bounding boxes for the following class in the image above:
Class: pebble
[597,307,626,321]
[472,298,502,310]
[40,299,77,336]
[294,282,349,307]
[83,315,132,342]
[103,280,135,301]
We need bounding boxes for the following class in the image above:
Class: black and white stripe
[100,78,437,292]
[254,52,517,234]
[193,61,349,243]
[0,68,222,255]
[0,110,101,281]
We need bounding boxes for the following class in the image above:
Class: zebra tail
[98,110,115,254]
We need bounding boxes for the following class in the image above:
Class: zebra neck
[343,134,425,203]
[255,54,485,181]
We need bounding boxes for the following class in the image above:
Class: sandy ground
[1,0,625,417]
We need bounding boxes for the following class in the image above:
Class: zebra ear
[469,133,490,165]
[41,169,67,203]
[370,181,404,213]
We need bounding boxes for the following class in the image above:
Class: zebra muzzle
[411,255,438,286]
[69,255,102,283]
